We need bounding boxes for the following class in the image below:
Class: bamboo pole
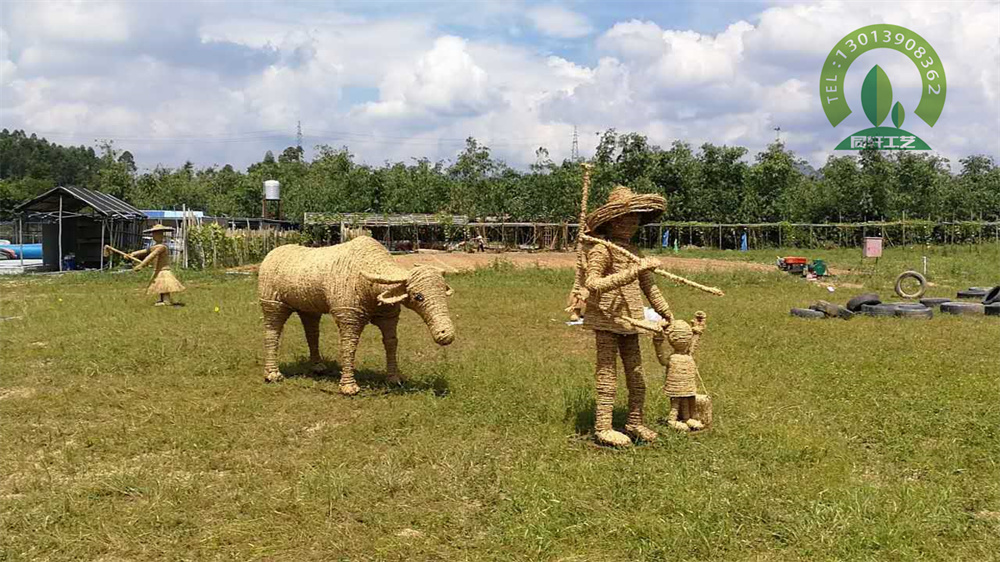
[579,233,724,296]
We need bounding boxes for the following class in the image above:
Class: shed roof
[15,186,146,219]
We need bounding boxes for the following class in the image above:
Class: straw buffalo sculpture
[258,236,455,395]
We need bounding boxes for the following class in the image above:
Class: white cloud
[0,0,995,172]
[13,1,130,43]
[360,36,500,120]
[525,4,593,39]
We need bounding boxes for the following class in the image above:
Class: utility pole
[571,125,579,162]
[296,120,303,160]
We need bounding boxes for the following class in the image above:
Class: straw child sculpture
[653,311,709,432]
[257,236,455,395]
[128,224,185,306]
[580,186,673,447]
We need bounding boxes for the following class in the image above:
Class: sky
[1,0,998,172]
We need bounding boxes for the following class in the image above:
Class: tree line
[1,128,998,223]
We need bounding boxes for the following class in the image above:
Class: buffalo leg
[299,312,323,370]
[261,301,293,383]
[335,313,365,396]
[372,315,401,384]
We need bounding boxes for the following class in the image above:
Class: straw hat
[586,186,666,233]
[143,224,175,234]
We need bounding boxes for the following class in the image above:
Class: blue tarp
[0,244,42,259]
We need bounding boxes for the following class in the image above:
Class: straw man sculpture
[654,311,709,432]
[579,186,673,447]
[128,224,185,306]
[257,236,455,395]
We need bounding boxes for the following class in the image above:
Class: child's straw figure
[654,311,707,432]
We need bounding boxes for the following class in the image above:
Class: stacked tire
[791,286,999,320]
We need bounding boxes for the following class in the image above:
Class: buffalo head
[361,265,455,345]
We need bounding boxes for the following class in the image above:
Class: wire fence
[0,221,42,244]
[637,221,1000,251]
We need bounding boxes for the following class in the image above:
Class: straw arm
[578,233,725,297]
[104,245,144,264]
[584,244,645,294]
[638,269,672,320]
[134,245,162,270]
[620,315,666,334]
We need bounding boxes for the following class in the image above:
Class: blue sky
[1,1,997,171]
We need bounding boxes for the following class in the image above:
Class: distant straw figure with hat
[579,183,673,447]
[128,224,185,306]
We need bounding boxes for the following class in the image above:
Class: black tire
[894,270,927,299]
[895,303,930,310]
[940,302,986,316]
[920,297,951,308]
[791,307,825,319]
[895,306,932,319]
[985,303,1000,316]
[846,293,881,312]
[982,286,1000,305]
[862,303,897,317]
[957,288,989,299]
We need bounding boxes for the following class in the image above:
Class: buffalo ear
[377,284,408,305]
[445,285,454,297]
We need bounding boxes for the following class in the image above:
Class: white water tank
[263,180,280,200]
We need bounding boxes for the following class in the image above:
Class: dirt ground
[228,250,775,275]
[393,250,776,273]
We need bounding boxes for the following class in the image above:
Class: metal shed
[13,186,146,270]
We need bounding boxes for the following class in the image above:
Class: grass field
[2,246,999,561]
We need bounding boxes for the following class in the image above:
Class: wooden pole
[58,196,63,272]
[18,215,24,267]
[100,219,105,270]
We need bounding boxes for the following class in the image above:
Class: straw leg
[262,301,293,383]
[682,397,703,430]
[335,313,365,396]
[668,397,688,432]
[593,331,631,447]
[372,315,402,385]
[620,334,657,442]
[299,312,323,370]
